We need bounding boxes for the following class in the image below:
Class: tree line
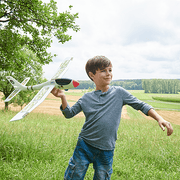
[77,79,143,90]
[77,79,180,94]
[142,79,180,94]
[111,79,143,90]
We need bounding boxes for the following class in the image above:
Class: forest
[142,79,180,94]
[77,79,180,94]
[76,79,143,90]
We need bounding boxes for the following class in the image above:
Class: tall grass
[0,109,180,179]
[0,110,84,179]
[114,106,180,179]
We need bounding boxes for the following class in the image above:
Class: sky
[42,0,180,81]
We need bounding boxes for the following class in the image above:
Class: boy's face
[90,65,113,87]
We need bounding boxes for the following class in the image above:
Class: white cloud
[42,0,180,80]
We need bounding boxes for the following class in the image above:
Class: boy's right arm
[51,87,67,110]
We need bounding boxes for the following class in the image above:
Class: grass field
[0,90,180,179]
[129,90,180,111]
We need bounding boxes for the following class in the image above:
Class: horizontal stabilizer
[6,76,27,90]
[4,77,30,102]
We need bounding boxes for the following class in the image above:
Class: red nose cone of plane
[72,80,79,88]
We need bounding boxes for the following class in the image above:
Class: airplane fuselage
[16,78,79,91]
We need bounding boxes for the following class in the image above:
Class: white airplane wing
[4,89,21,103]
[51,57,73,79]
[9,85,54,122]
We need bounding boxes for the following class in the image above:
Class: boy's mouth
[105,78,112,80]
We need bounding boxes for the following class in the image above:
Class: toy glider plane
[4,57,79,122]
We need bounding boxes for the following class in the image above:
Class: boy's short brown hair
[85,55,112,81]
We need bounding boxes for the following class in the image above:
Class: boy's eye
[100,69,112,73]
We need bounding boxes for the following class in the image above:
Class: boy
[51,55,173,180]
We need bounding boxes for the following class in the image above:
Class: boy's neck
[95,85,109,92]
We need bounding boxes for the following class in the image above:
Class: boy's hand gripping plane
[4,57,79,122]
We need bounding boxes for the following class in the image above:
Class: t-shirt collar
[94,86,112,96]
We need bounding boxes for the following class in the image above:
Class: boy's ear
[89,72,94,80]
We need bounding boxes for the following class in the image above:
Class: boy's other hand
[158,119,173,136]
[148,109,173,136]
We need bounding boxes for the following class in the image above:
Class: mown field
[129,90,180,110]
[0,90,180,179]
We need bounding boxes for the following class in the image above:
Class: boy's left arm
[148,109,173,136]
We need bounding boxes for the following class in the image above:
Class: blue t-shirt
[61,86,152,150]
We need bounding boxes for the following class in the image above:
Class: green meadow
[0,90,180,179]
[129,90,180,111]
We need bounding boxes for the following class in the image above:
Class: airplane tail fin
[4,77,30,102]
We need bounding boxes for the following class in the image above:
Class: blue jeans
[64,138,114,180]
